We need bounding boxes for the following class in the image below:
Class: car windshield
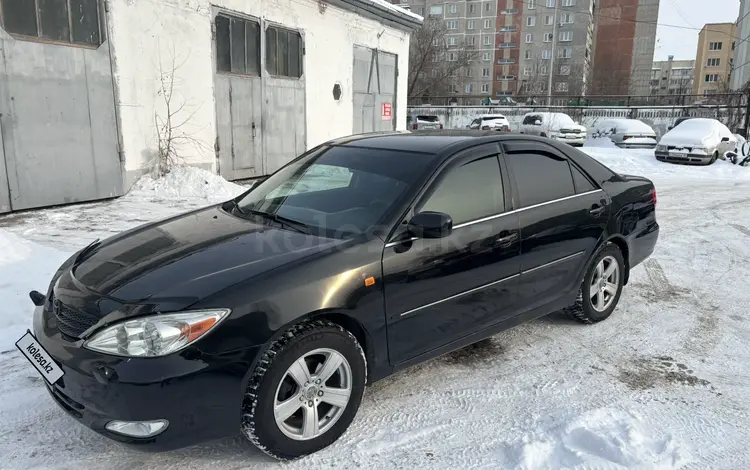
[235,146,430,238]
[611,120,653,133]
[549,114,576,127]
[417,115,440,122]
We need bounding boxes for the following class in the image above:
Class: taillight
[439,124,443,129]
[622,135,631,141]
[651,188,657,206]
[412,123,418,130]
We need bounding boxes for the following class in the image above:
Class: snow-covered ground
[1,150,749,470]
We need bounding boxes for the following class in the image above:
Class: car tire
[709,151,718,165]
[564,243,625,324]
[540,132,547,138]
[241,320,367,460]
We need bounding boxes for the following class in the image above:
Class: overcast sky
[654,0,740,61]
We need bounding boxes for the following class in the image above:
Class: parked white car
[467,114,511,132]
[520,112,586,146]
[591,119,658,149]
[654,118,736,165]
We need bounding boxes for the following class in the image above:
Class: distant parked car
[407,114,444,130]
[467,114,511,132]
[655,118,736,165]
[520,112,587,147]
[591,119,658,149]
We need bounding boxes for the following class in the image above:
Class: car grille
[47,383,85,419]
[559,128,582,134]
[667,145,693,152]
[52,298,99,338]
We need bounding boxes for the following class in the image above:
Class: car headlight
[656,144,667,151]
[84,309,230,357]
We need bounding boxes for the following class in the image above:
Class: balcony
[499,26,518,32]
[497,58,515,65]
[498,43,516,49]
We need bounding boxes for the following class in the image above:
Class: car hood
[68,205,343,304]
[659,130,716,147]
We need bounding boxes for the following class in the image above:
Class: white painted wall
[107,0,412,185]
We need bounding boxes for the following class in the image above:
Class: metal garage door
[353,45,397,133]
[213,11,305,180]
[0,0,122,213]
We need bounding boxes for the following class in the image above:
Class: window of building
[481,83,490,93]
[482,68,490,77]
[448,3,458,13]
[419,156,504,225]
[558,47,571,58]
[525,33,534,43]
[525,49,533,59]
[705,74,719,82]
[484,2,491,11]
[0,0,104,45]
[541,65,548,75]
[708,42,722,51]
[264,24,303,78]
[416,6,424,15]
[448,37,457,46]
[527,16,536,26]
[706,58,720,67]
[560,13,574,23]
[544,15,553,25]
[465,84,473,93]
[546,0,555,6]
[560,64,570,75]
[466,68,474,77]
[544,32,553,42]
[468,20,475,29]
[467,36,476,45]
[559,31,572,41]
[448,52,458,61]
[483,35,492,45]
[703,89,716,96]
[446,20,458,29]
[562,0,576,5]
[506,151,575,207]
[502,8,519,14]
[528,0,536,9]
[523,66,532,76]
[469,3,476,12]
[555,82,568,92]
[431,69,438,78]
[542,49,551,59]
[484,19,492,28]
[449,84,458,93]
[483,51,491,61]
[500,25,517,31]
[732,41,736,50]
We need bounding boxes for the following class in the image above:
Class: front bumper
[617,142,657,149]
[654,150,713,165]
[552,135,586,146]
[33,305,261,451]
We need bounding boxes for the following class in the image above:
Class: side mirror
[407,211,453,239]
[534,120,542,126]
[667,126,673,131]
[725,151,738,164]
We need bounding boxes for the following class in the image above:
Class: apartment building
[591,0,659,96]
[693,23,736,96]
[731,0,750,90]
[650,56,694,95]
[396,0,499,102]
[517,0,596,102]
[493,1,523,97]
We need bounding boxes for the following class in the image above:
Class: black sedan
[19,131,659,460]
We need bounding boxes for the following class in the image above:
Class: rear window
[417,115,440,122]
[482,116,506,121]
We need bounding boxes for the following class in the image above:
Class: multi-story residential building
[395,0,499,102]
[693,23,736,96]
[493,1,523,98]
[650,56,694,95]
[591,0,659,96]
[730,0,750,90]
[517,0,596,103]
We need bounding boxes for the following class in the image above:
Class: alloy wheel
[590,255,620,312]
[273,348,353,441]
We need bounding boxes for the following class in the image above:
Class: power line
[667,0,694,28]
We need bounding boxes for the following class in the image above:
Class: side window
[570,164,596,193]
[216,14,261,76]
[506,150,575,207]
[419,156,504,225]
[522,115,532,125]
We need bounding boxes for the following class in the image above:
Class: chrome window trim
[386,189,604,244]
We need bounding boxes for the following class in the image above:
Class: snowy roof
[332,0,423,31]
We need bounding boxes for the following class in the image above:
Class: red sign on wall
[381,102,392,121]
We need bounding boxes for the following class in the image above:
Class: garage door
[213,11,306,180]
[0,0,122,213]
[353,45,397,133]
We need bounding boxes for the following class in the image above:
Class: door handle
[252,122,256,138]
[496,232,519,246]
[589,204,605,217]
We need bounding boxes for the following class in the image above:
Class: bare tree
[516,55,549,100]
[152,45,211,177]
[407,17,479,101]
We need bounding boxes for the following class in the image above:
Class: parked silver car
[591,119,657,149]
[654,118,736,165]
[407,114,444,130]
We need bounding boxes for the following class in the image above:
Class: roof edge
[328,0,423,32]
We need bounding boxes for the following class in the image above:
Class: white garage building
[0,0,421,213]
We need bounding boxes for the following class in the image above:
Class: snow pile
[128,166,245,201]
[499,408,691,470]
[0,230,72,349]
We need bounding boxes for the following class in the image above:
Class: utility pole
[547,0,559,106]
